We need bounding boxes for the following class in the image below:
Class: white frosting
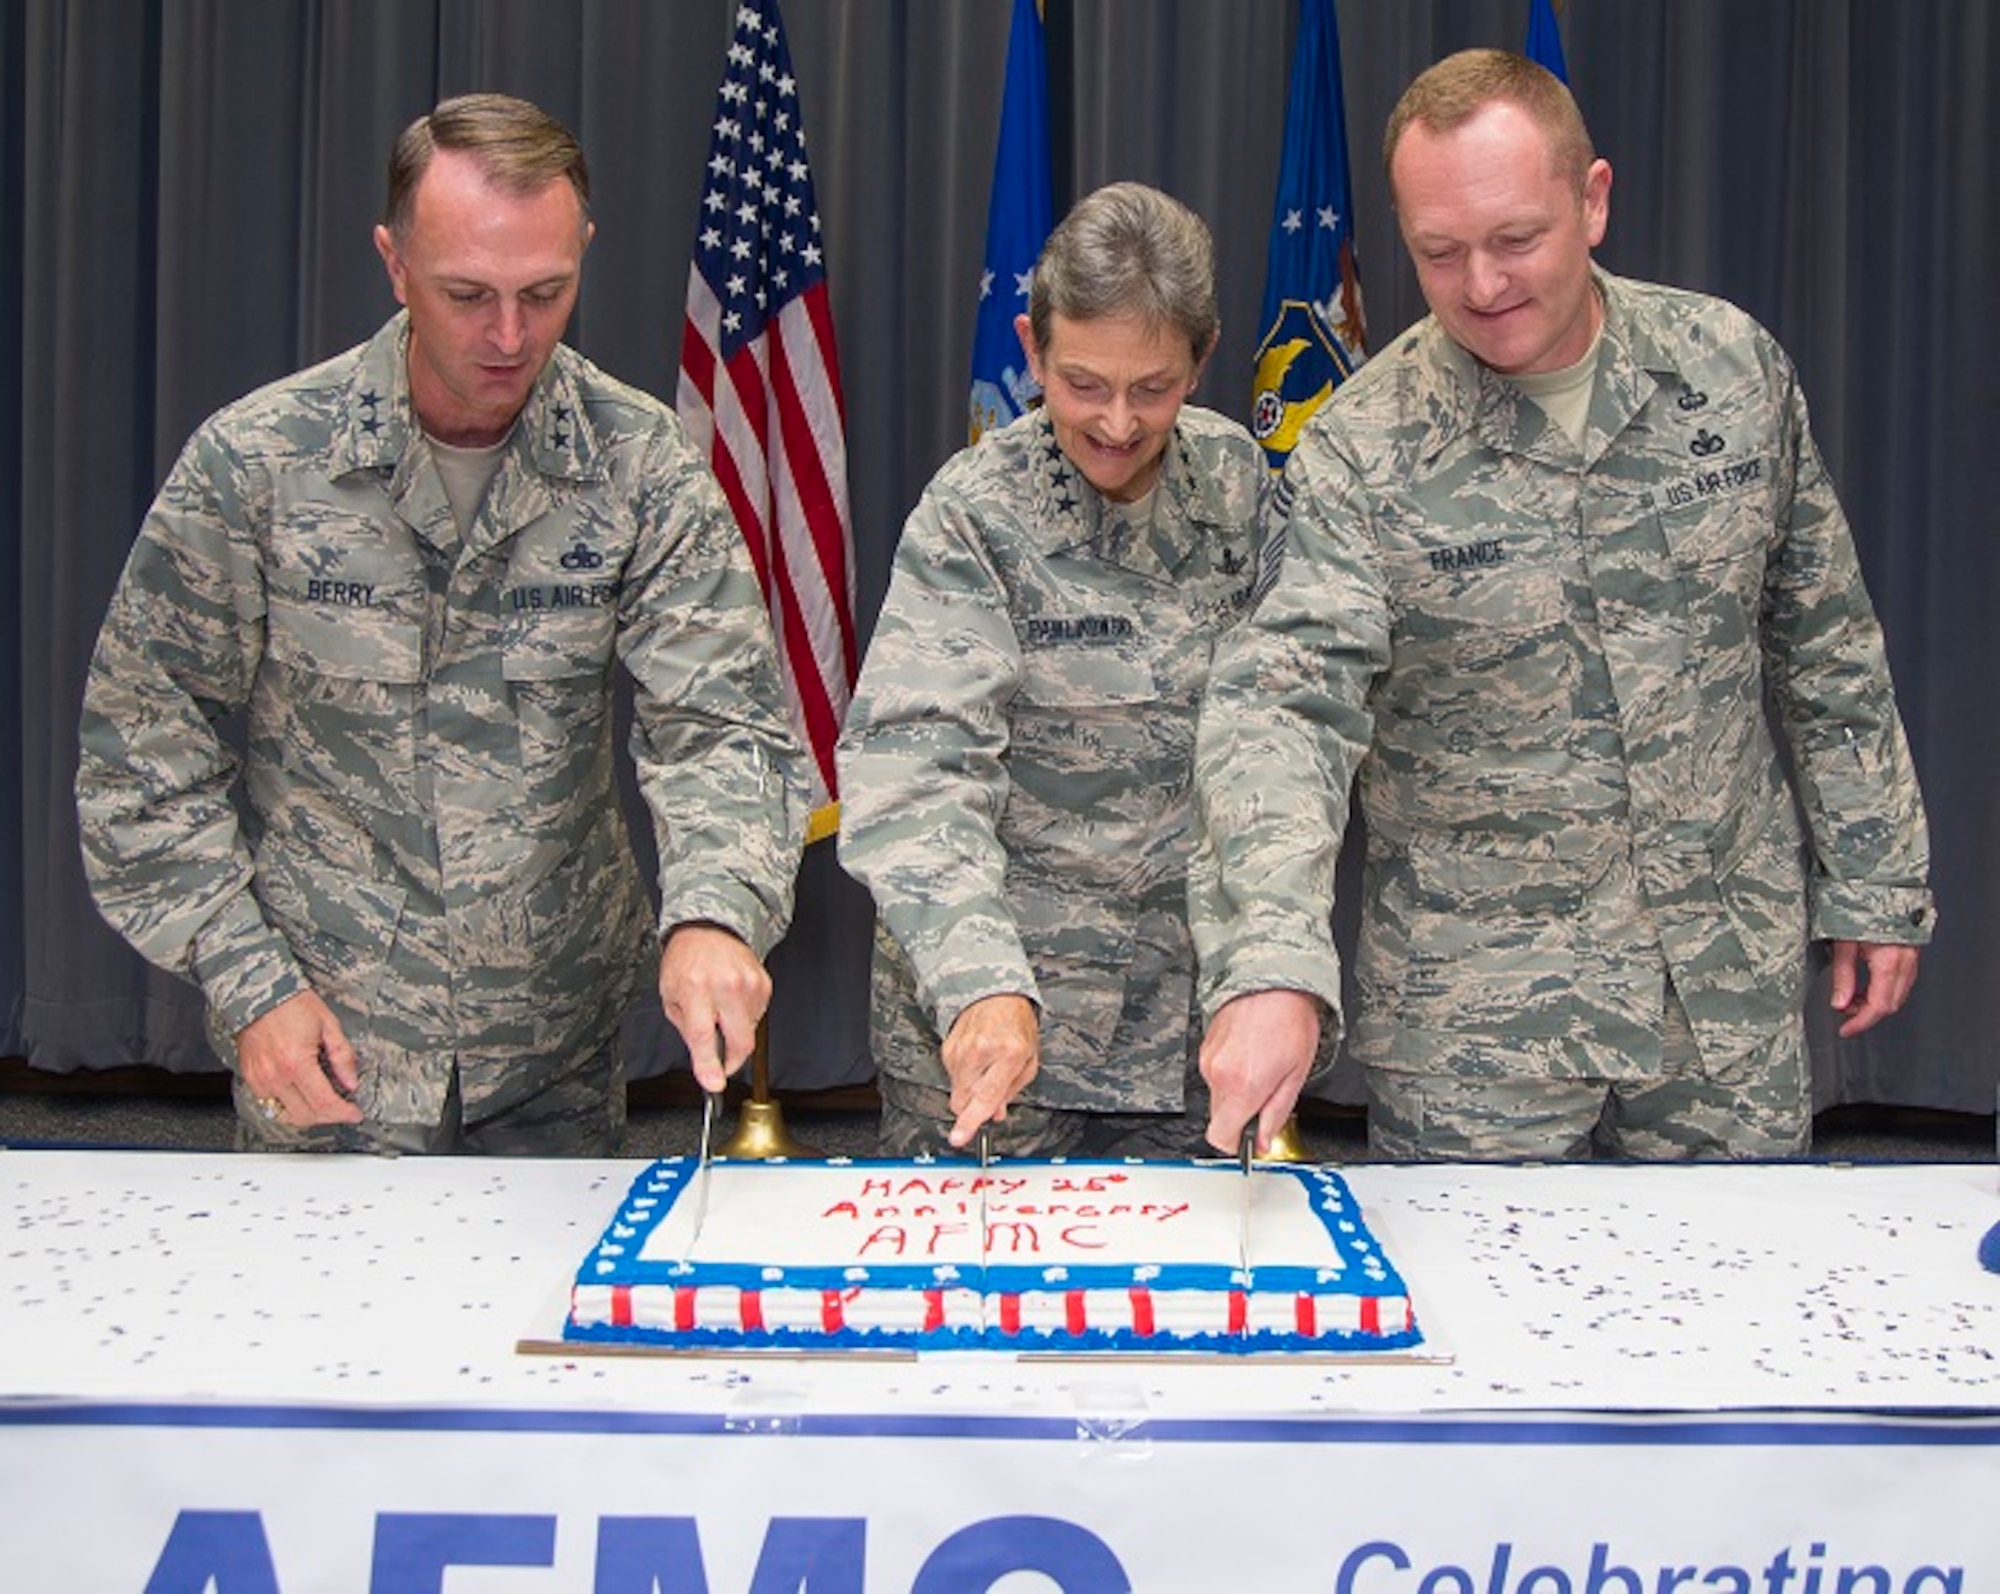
[567,1159,1420,1351]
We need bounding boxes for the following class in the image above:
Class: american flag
[678,0,857,817]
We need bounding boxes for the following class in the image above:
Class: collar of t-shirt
[426,431,512,540]
[1506,318,1605,451]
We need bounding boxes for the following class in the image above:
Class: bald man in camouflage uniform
[839,185,1265,1159]
[1193,53,1932,1162]
[77,96,806,1154]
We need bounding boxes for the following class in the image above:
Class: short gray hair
[1027,183,1219,363]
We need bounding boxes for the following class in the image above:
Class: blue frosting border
[567,1158,1422,1353]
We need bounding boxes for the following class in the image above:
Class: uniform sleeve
[1189,430,1390,1022]
[618,423,809,958]
[75,422,311,1041]
[1759,350,1934,945]
[835,484,1034,1037]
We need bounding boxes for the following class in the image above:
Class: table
[4,1151,1996,1591]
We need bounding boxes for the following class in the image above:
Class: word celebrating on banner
[968,0,1054,443]
[677,0,857,808]
[1251,0,1369,475]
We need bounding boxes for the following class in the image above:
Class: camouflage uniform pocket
[264,571,425,682]
[1653,482,1771,654]
[1372,544,1577,751]
[503,608,617,779]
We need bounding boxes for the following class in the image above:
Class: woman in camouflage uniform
[838,183,1267,1159]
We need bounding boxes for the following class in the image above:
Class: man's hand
[1200,988,1321,1155]
[660,923,773,1092]
[235,990,364,1127]
[941,993,1040,1149]
[1829,940,1921,1038]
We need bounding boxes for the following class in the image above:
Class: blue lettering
[144,1511,282,1594]
[594,1516,864,1594]
[1835,1573,1891,1594]
[747,1519,866,1594]
[1588,1545,1643,1594]
[1421,1569,1476,1594]
[1340,1540,1414,1594]
[597,1517,706,1593]
[1904,1574,1962,1594]
[912,1514,1129,1594]
[1706,1570,1752,1594]
[370,1513,556,1592]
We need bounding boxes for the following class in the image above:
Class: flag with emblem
[1250,0,1368,475]
[1525,0,1569,82]
[678,0,857,828]
[969,0,1054,443]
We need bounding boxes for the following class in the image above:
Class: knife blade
[679,1084,720,1266]
[1236,1122,1256,1290]
[976,1124,993,1254]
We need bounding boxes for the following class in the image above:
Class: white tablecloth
[4,1149,1996,1416]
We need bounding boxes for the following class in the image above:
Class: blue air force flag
[1526,0,1570,83]
[1251,0,1368,473]
[969,0,1054,443]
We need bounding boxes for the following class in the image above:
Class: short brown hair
[1384,49,1595,203]
[383,93,590,240]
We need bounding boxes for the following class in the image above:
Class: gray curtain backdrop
[4,1,1994,1112]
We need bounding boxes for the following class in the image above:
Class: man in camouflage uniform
[838,185,1265,1159]
[1192,52,1932,1161]
[76,95,807,1154]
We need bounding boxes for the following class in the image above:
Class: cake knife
[679,1084,720,1265]
[1236,1123,1256,1289]
[976,1124,993,1252]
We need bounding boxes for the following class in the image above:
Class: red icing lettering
[858,1225,909,1257]
[925,1221,969,1256]
[985,1220,1042,1255]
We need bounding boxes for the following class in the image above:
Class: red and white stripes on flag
[677,0,857,817]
